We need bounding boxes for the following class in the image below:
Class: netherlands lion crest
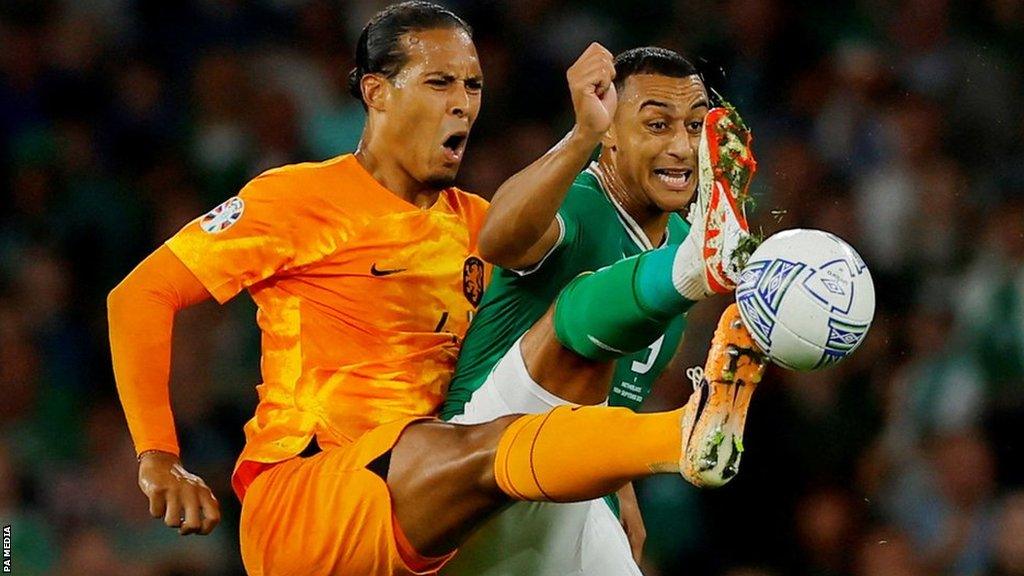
[462,256,484,307]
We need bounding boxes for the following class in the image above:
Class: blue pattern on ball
[800,258,859,315]
[737,258,806,352]
[814,317,870,369]
[758,259,804,314]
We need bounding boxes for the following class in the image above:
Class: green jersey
[441,167,690,420]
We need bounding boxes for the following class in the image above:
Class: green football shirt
[441,167,690,420]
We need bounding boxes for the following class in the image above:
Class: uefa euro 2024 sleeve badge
[200,196,245,234]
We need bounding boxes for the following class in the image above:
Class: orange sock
[493,405,684,502]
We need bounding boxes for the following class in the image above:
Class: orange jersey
[165,154,489,498]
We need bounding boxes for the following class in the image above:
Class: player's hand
[567,42,617,142]
[138,450,221,536]
[617,482,646,564]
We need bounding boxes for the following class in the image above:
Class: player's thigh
[388,416,518,559]
[450,336,572,426]
[519,307,615,405]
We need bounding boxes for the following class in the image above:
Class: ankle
[671,238,710,301]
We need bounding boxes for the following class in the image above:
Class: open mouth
[653,167,693,191]
[441,132,468,163]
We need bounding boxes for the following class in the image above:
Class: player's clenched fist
[138,450,221,536]
[567,42,617,141]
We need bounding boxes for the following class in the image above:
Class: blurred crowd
[1,1,1022,575]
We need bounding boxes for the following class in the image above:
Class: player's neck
[354,144,441,210]
[594,159,669,247]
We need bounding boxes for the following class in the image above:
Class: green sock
[553,246,695,362]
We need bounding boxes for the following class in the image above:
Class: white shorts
[443,337,642,576]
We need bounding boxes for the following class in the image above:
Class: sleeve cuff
[508,213,566,277]
[134,441,181,459]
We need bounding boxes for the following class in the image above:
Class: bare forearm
[480,43,617,269]
[479,128,599,267]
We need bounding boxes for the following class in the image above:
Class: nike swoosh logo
[370,263,407,277]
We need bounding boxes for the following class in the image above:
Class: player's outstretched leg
[679,302,766,487]
[388,407,685,560]
[386,304,766,562]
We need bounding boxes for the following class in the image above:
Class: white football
[735,229,875,371]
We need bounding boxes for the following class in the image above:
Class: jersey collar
[585,162,670,252]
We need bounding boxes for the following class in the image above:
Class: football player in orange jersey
[108,2,764,575]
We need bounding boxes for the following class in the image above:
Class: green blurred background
[1,0,1023,574]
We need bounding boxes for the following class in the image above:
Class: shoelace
[685,366,705,391]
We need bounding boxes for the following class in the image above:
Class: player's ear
[361,74,388,111]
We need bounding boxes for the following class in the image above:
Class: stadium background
[2,0,1023,574]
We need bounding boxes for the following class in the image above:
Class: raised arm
[478,43,618,270]
[108,244,221,536]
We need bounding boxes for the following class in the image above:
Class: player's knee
[552,290,622,361]
[551,260,671,361]
[463,415,521,495]
[391,418,515,495]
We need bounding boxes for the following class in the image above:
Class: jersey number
[630,336,664,375]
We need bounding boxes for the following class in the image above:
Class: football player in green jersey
[441,44,761,575]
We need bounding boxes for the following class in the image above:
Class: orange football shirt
[165,154,489,498]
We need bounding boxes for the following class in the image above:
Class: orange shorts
[239,417,454,576]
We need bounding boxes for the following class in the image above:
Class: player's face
[383,27,482,189]
[607,74,708,212]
